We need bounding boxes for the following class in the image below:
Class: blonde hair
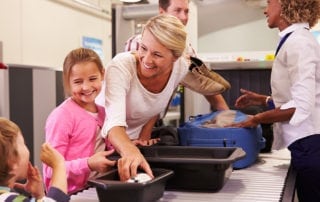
[142,14,187,58]
[62,48,104,97]
[280,0,320,27]
[0,117,20,184]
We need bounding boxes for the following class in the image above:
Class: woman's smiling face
[138,28,177,79]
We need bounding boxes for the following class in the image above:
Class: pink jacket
[43,98,105,193]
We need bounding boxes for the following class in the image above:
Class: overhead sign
[82,36,104,62]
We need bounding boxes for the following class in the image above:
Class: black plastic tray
[139,146,246,192]
[88,168,173,202]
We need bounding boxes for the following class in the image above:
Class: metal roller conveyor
[71,149,295,202]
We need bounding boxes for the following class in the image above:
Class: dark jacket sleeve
[47,187,70,202]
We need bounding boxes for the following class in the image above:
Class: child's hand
[132,138,160,146]
[14,163,45,199]
[40,143,65,170]
[41,143,67,194]
[88,149,116,173]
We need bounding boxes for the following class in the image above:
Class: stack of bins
[140,146,246,192]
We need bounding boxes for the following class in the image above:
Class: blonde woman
[102,14,229,181]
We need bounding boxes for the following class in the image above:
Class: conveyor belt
[71,149,293,202]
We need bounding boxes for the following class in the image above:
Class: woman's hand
[235,88,267,108]
[116,144,154,182]
[227,115,260,128]
[107,127,154,182]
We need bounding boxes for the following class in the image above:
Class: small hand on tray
[132,138,160,146]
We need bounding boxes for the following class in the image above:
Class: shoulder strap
[275,32,293,56]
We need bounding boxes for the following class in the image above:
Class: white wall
[185,1,198,52]
[314,23,320,30]
[198,15,320,53]
[0,0,112,70]
[183,1,213,119]
[198,19,279,53]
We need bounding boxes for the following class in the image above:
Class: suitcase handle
[187,138,236,147]
[188,114,203,121]
[259,137,266,149]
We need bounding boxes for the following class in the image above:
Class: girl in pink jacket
[44,48,116,194]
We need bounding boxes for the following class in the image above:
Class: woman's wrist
[252,113,262,124]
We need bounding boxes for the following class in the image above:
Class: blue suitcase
[178,110,265,169]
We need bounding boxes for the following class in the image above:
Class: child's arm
[40,143,67,194]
